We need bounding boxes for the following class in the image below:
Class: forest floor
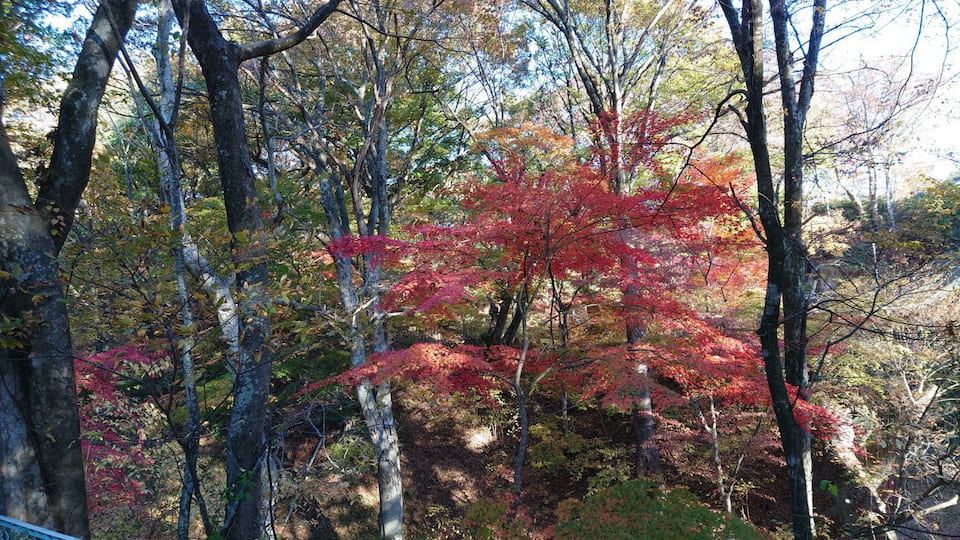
[275,383,813,539]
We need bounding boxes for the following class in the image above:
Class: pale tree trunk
[630,357,659,475]
[884,163,896,231]
[718,1,825,538]
[302,2,429,533]
[838,167,866,218]
[254,0,447,532]
[366,265,403,540]
[0,1,138,536]
[512,383,530,499]
[693,395,731,513]
[867,164,880,230]
[150,6,204,538]
[360,380,403,539]
[123,1,216,534]
[319,180,404,539]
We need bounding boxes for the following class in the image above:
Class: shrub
[554,480,765,539]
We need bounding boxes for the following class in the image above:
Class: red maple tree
[76,346,160,526]
[323,118,787,502]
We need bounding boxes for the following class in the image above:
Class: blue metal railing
[0,516,79,540]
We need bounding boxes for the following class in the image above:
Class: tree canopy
[1,1,958,539]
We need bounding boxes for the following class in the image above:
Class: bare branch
[237,0,344,61]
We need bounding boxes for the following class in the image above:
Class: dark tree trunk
[623,231,660,476]
[0,1,138,536]
[485,294,512,346]
[36,0,140,252]
[168,3,271,537]
[718,1,825,538]
[502,296,526,346]
[168,1,341,537]
[0,154,85,534]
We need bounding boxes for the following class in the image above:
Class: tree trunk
[320,180,404,539]
[170,3,272,537]
[0,1,137,535]
[127,2,217,534]
[36,0,138,251]
[884,163,896,231]
[0,351,50,524]
[367,267,404,540]
[512,385,530,500]
[485,294,512,346]
[0,205,85,536]
[630,358,659,475]
[718,1,825,537]
[0,134,88,537]
[867,165,880,231]
[622,230,660,476]
[359,381,404,540]
[693,396,731,513]
[160,9,346,525]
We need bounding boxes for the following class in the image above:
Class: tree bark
[127,1,215,534]
[167,2,341,536]
[36,0,139,252]
[0,1,138,536]
[169,7,271,536]
[320,179,404,540]
[0,172,84,534]
[718,1,825,538]
[621,229,660,476]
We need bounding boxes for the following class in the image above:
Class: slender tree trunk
[631,364,660,476]
[255,2,404,530]
[512,385,530,500]
[694,396,732,513]
[507,332,533,507]
[132,2,216,535]
[867,166,880,231]
[884,164,896,231]
[718,1,825,537]
[320,180,404,539]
